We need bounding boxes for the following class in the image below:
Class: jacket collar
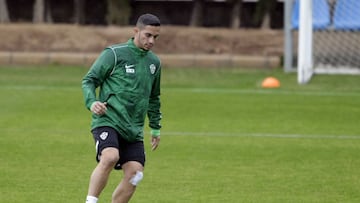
[127,38,148,56]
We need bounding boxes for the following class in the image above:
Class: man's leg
[87,147,119,199]
[112,161,144,203]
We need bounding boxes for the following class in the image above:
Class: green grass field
[0,65,359,202]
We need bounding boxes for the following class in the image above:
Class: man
[82,13,162,203]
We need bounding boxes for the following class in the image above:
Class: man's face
[134,25,160,50]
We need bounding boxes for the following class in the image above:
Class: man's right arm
[81,48,115,110]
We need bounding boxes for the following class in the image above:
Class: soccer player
[82,13,162,203]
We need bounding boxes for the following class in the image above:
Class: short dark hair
[136,13,161,28]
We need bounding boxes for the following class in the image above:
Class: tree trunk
[190,0,204,27]
[74,0,85,24]
[33,0,45,23]
[261,12,271,29]
[45,0,53,23]
[254,0,276,29]
[230,0,242,29]
[0,0,10,23]
[106,0,130,25]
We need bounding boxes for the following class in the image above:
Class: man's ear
[134,27,139,35]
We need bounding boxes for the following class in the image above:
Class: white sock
[86,196,98,203]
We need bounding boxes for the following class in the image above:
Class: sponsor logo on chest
[124,63,156,74]
[125,64,135,73]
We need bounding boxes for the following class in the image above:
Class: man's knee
[129,171,143,186]
[122,161,144,186]
[99,147,119,167]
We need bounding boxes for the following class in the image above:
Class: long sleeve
[81,48,115,110]
[147,66,162,130]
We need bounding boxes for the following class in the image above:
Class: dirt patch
[0,24,284,56]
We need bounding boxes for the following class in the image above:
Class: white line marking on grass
[0,128,358,140]
[1,86,359,97]
[165,131,360,140]
[163,87,360,97]
[0,85,79,91]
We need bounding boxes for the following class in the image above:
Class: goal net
[285,0,360,84]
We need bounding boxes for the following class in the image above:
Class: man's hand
[151,136,160,151]
[90,101,107,115]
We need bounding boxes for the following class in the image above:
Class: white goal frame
[283,0,360,84]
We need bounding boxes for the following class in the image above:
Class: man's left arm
[148,66,162,150]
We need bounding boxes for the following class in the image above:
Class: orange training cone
[261,77,280,88]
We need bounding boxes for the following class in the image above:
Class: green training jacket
[82,38,162,142]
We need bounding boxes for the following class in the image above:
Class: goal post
[284,0,360,84]
[297,0,313,84]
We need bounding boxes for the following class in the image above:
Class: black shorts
[91,126,145,170]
